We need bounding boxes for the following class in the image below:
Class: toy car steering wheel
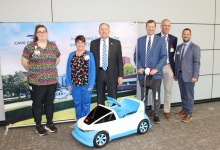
[106,97,121,107]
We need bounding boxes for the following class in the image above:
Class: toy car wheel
[93,131,109,148]
[137,119,149,134]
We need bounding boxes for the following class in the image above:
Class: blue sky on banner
[0,22,137,75]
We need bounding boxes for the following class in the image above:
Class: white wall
[0,0,219,115]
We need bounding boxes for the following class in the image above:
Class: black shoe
[45,123,57,133]
[36,125,47,136]
[154,116,160,124]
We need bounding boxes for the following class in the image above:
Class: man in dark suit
[150,19,178,120]
[90,23,123,105]
[174,28,201,122]
[134,20,167,124]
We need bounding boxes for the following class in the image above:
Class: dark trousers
[30,84,57,125]
[139,79,162,117]
[96,69,117,105]
[177,72,195,116]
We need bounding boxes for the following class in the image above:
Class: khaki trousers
[152,64,173,113]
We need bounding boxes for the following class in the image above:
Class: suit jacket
[90,37,123,84]
[175,42,201,82]
[156,33,177,75]
[134,35,167,80]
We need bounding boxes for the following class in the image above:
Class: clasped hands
[138,68,158,75]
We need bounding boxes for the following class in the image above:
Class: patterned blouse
[22,42,61,86]
[71,52,89,86]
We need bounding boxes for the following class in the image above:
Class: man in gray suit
[174,28,201,122]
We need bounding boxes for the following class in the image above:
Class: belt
[179,70,182,72]
[99,67,104,70]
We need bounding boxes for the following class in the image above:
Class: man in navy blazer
[150,19,178,120]
[90,23,123,105]
[174,28,201,122]
[134,20,167,124]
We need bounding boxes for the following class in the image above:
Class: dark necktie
[145,37,151,68]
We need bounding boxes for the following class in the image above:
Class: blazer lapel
[97,38,101,67]
[108,38,113,64]
[151,35,157,50]
[142,36,147,57]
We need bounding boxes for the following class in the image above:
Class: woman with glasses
[21,24,61,136]
[65,35,95,127]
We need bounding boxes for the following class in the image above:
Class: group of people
[21,19,200,136]
[21,23,123,136]
[134,19,200,124]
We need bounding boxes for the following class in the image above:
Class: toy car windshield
[84,106,111,125]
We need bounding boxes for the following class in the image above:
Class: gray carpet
[1,101,220,150]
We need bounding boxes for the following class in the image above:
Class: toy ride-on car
[72,97,152,148]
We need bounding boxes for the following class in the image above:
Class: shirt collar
[147,34,155,39]
[100,37,109,41]
[161,32,168,37]
[184,41,191,46]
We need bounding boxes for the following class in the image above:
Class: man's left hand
[118,77,123,85]
[191,77,197,83]
[150,69,158,75]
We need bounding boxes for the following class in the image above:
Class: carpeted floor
[0,101,220,150]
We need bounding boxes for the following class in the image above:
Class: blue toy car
[72,97,152,148]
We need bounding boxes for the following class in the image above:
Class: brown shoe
[182,115,192,122]
[164,113,171,120]
[175,110,186,117]
[148,112,154,119]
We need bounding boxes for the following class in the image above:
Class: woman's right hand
[67,86,72,91]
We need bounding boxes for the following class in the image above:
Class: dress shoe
[182,115,192,122]
[154,116,160,124]
[175,110,186,117]
[148,112,154,119]
[164,113,171,120]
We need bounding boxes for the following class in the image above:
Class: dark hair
[146,20,156,27]
[99,23,110,29]
[75,35,86,43]
[182,28,191,34]
[33,25,48,42]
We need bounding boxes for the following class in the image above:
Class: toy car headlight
[78,127,94,132]
[82,130,94,132]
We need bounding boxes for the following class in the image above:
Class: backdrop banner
[0,22,138,127]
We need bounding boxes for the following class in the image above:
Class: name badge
[176,50,180,55]
[34,50,41,56]
[170,47,174,52]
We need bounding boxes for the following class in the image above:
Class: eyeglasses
[37,31,47,34]
[76,42,85,45]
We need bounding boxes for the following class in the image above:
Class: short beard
[183,39,190,42]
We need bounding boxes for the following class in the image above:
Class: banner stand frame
[4,119,76,135]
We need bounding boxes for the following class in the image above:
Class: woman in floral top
[65,35,95,125]
[21,25,60,136]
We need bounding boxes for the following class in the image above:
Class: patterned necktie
[145,36,151,68]
[163,36,169,61]
[102,40,108,71]
[163,35,168,44]
[180,43,186,70]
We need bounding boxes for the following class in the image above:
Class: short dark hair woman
[65,35,95,127]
